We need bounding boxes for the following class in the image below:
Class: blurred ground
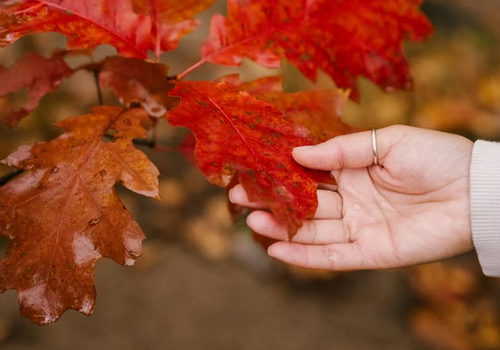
[2,1,500,349]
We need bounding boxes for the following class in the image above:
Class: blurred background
[1,0,500,349]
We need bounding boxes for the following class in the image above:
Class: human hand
[229,125,474,270]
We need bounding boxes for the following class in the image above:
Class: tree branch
[103,133,180,152]
[93,69,104,105]
[0,169,23,187]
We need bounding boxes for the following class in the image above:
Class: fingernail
[267,245,275,257]
[228,188,237,203]
[293,145,314,151]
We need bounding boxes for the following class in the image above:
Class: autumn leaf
[131,0,217,58]
[178,131,197,165]
[201,0,433,98]
[167,81,334,234]
[225,172,248,224]
[0,0,215,60]
[220,75,359,141]
[0,106,159,325]
[0,52,74,126]
[98,56,179,118]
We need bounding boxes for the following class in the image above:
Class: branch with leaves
[0,0,432,325]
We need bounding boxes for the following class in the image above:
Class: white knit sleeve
[470,140,500,277]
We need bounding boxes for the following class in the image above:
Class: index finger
[292,130,374,170]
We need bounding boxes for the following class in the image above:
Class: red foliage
[0,52,74,126]
[0,0,432,324]
[131,0,217,58]
[168,81,335,233]
[201,0,432,98]
[0,0,215,60]
[220,75,360,141]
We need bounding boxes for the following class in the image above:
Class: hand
[229,125,474,271]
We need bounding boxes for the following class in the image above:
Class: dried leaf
[168,81,334,234]
[202,0,432,98]
[98,56,178,118]
[0,52,74,126]
[0,106,159,325]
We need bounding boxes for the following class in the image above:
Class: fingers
[229,185,343,219]
[247,211,347,245]
[292,128,395,170]
[228,184,267,209]
[267,242,366,271]
[293,131,373,170]
[316,190,343,218]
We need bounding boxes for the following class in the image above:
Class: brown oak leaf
[98,56,178,118]
[0,106,159,325]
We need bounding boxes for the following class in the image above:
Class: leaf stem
[152,0,161,63]
[0,169,23,187]
[93,69,104,105]
[177,58,209,80]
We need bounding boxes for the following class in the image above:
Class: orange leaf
[0,106,159,325]
[0,52,74,126]
[201,0,432,98]
[167,81,335,234]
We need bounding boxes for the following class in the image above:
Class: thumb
[293,129,383,170]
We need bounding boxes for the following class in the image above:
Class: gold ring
[371,129,379,165]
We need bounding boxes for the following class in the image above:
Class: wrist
[470,140,500,277]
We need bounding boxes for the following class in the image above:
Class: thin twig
[152,145,179,152]
[0,169,23,187]
[150,120,159,148]
[133,137,156,148]
[93,69,104,105]
[103,133,178,151]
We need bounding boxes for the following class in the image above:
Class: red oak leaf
[0,0,215,60]
[220,74,360,141]
[0,52,74,126]
[201,0,433,98]
[0,106,159,325]
[225,172,249,223]
[178,131,197,165]
[98,56,178,118]
[131,0,217,58]
[167,81,334,234]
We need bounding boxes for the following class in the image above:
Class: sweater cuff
[470,140,500,277]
